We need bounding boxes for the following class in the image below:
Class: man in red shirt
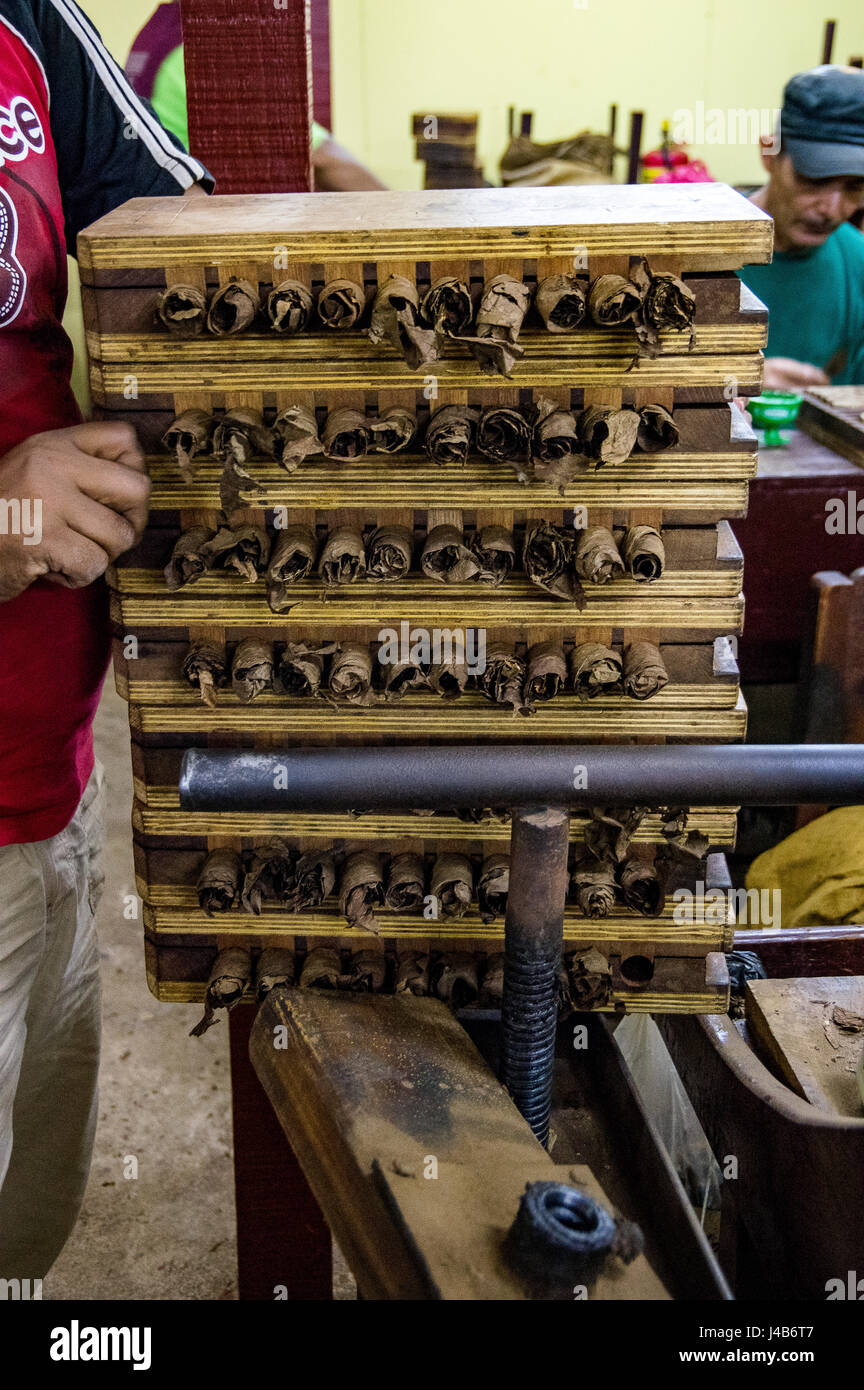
[0,0,210,1278]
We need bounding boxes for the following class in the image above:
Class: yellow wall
[329,0,864,189]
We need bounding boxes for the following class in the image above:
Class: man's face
[761,149,864,250]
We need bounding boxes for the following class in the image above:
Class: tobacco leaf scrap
[385,852,426,912]
[524,641,567,705]
[420,275,474,336]
[535,274,587,332]
[579,406,641,468]
[197,849,242,916]
[275,641,335,698]
[182,640,227,708]
[267,524,318,612]
[622,641,668,700]
[425,404,479,465]
[368,407,417,454]
[156,283,207,336]
[163,526,214,590]
[319,526,367,587]
[432,952,479,1008]
[367,274,441,370]
[231,638,274,703]
[571,854,617,918]
[256,947,295,998]
[317,278,365,330]
[207,278,260,336]
[637,403,679,453]
[461,274,532,376]
[367,524,413,582]
[329,643,378,706]
[574,526,624,584]
[523,520,584,605]
[587,273,643,326]
[421,524,480,584]
[267,279,314,334]
[567,947,613,1009]
[471,524,516,587]
[532,398,590,491]
[241,836,297,914]
[477,406,533,481]
[619,846,666,917]
[162,408,214,481]
[481,643,529,715]
[273,405,321,473]
[569,642,623,699]
[299,946,343,990]
[477,855,509,924]
[430,852,474,919]
[621,525,665,582]
[291,850,337,909]
[322,408,371,460]
[395,951,430,995]
[339,851,386,933]
[190,948,252,1036]
[349,949,387,993]
[200,525,271,584]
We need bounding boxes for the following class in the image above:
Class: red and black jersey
[0,0,210,846]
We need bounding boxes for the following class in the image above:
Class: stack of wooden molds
[412,112,486,188]
[78,184,771,1015]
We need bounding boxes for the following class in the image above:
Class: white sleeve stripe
[46,0,208,189]
[0,14,52,109]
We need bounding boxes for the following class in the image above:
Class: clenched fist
[0,421,149,602]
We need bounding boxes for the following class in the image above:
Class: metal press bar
[180,744,864,813]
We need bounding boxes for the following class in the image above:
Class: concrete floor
[45,685,238,1300]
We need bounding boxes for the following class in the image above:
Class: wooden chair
[796,567,864,826]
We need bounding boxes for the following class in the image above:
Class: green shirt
[739,221,864,384]
[151,45,328,159]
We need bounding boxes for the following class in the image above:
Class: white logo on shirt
[0,189,27,326]
[0,95,45,170]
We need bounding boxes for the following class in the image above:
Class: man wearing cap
[739,66,864,390]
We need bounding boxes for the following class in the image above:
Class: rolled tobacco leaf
[273,404,321,473]
[621,525,665,581]
[636,403,679,453]
[453,806,511,825]
[571,853,617,918]
[299,946,343,989]
[531,398,589,491]
[200,525,271,584]
[182,640,227,708]
[275,641,335,698]
[156,283,207,336]
[319,526,367,587]
[349,950,387,993]
[573,526,624,584]
[367,274,440,370]
[584,806,648,862]
[471,524,515,587]
[618,846,666,917]
[197,849,242,916]
[587,273,643,327]
[385,852,426,912]
[163,526,214,590]
[339,850,386,933]
[477,855,509,924]
[207,278,260,336]
[266,525,318,611]
[420,524,480,584]
[523,520,584,605]
[368,408,416,454]
[430,852,473,919]
[231,638,274,703]
[162,408,214,481]
[366,524,413,582]
[566,947,613,1009]
[432,952,479,1009]
[329,643,377,706]
[622,641,669,700]
[535,274,587,332]
[477,406,533,481]
[632,258,696,351]
[579,406,640,467]
[479,953,505,1006]
[291,849,337,908]
[321,408,371,460]
[213,407,275,513]
[267,279,314,334]
[420,275,474,336]
[585,807,646,863]
[256,947,295,999]
[481,643,528,715]
[569,642,623,699]
[424,404,479,465]
[427,656,469,699]
[525,641,567,705]
[462,274,532,376]
[317,278,366,330]
[395,951,430,995]
[381,660,429,701]
[241,836,296,914]
[190,947,252,1036]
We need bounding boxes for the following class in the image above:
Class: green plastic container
[747,391,802,447]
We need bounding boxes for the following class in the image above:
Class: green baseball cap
[780,65,864,178]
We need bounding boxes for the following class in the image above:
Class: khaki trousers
[0,765,105,1279]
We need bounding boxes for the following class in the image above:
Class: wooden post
[181,0,313,193]
[627,111,644,185]
[822,19,836,64]
[229,1005,332,1300]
